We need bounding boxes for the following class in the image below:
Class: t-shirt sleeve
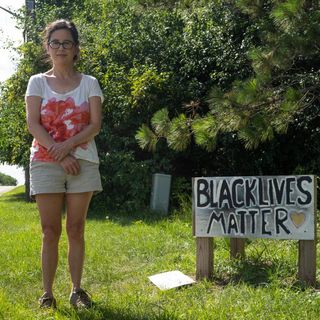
[25,75,43,97]
[89,77,104,103]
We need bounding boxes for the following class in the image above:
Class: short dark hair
[44,19,79,45]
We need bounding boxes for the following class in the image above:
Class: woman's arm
[48,96,102,161]
[25,95,56,149]
[26,95,80,175]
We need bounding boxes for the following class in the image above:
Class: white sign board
[193,176,315,240]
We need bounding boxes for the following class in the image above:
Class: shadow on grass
[0,190,27,203]
[214,259,281,286]
[213,256,320,290]
[88,204,171,226]
[57,304,178,320]
[2,187,175,226]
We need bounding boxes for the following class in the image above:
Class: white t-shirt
[26,73,104,164]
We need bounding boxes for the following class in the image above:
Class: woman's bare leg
[36,193,64,297]
[65,192,93,291]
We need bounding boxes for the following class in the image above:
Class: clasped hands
[48,141,80,175]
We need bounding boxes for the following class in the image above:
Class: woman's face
[47,28,79,66]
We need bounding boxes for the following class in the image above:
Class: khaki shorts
[30,160,102,196]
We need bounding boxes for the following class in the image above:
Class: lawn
[0,187,320,319]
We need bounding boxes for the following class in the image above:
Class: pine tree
[136,0,320,151]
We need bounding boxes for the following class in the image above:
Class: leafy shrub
[0,172,17,186]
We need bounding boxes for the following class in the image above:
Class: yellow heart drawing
[290,211,306,228]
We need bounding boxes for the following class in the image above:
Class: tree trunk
[24,164,32,202]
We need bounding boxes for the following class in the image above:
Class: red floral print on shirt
[32,97,90,161]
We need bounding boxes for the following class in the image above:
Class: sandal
[39,293,57,309]
[69,288,93,309]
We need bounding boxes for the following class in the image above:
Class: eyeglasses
[48,40,75,49]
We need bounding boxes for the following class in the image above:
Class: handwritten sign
[193,176,315,240]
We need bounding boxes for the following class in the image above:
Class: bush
[79,1,253,211]
[0,172,17,186]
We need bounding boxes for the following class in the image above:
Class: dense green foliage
[137,0,320,176]
[1,0,320,211]
[0,42,44,168]
[138,0,320,148]
[86,1,253,210]
[0,172,17,186]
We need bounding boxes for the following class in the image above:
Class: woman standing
[25,19,103,309]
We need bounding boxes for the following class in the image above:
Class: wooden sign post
[193,175,317,286]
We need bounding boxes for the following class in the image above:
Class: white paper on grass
[148,270,195,290]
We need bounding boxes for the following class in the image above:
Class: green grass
[1,187,320,319]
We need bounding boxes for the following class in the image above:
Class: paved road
[0,186,17,196]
